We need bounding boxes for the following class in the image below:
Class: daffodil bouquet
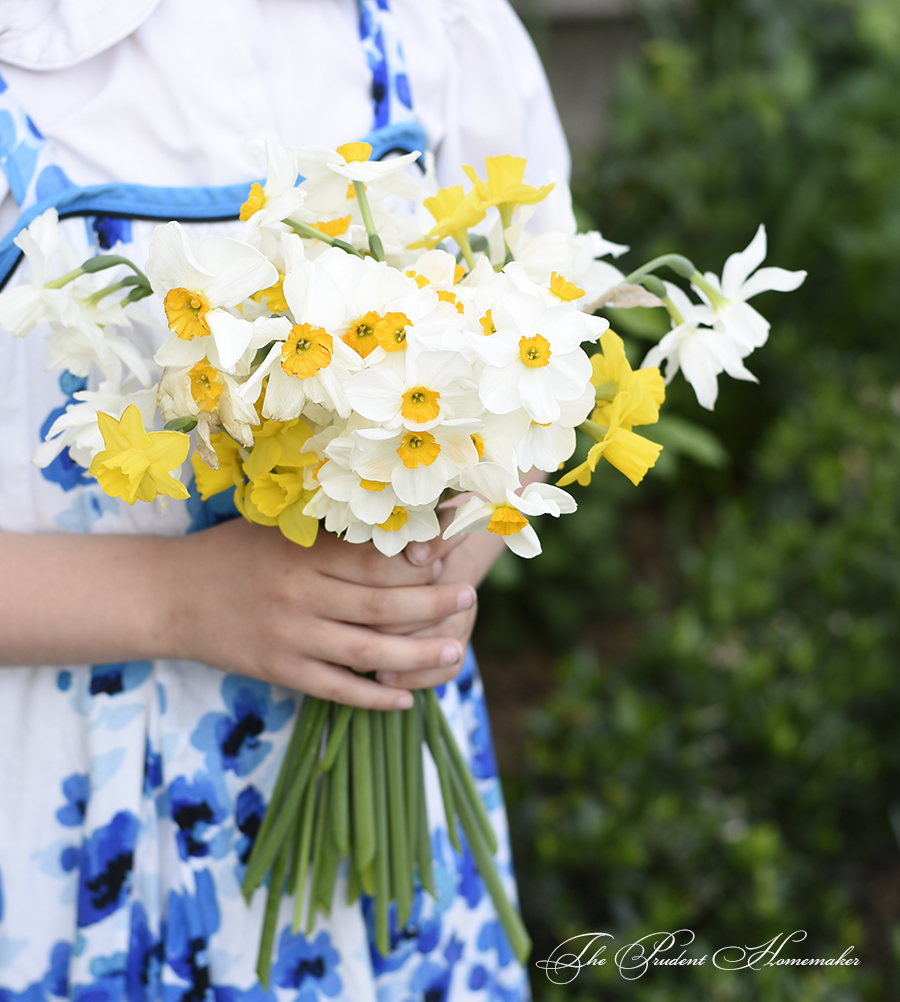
[0,139,805,981]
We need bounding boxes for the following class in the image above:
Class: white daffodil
[294,142,420,215]
[470,288,604,424]
[0,208,79,337]
[350,419,481,507]
[348,503,441,558]
[239,139,307,234]
[642,284,756,411]
[157,359,259,448]
[344,348,475,433]
[46,320,152,388]
[33,381,158,470]
[443,461,576,558]
[146,221,278,372]
[514,385,595,473]
[238,317,362,421]
[696,224,806,351]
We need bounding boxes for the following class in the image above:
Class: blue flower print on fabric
[365,887,442,974]
[56,773,90,827]
[89,660,152,697]
[234,786,265,873]
[145,740,163,797]
[191,677,294,778]
[271,928,342,1000]
[467,698,498,782]
[89,215,133,250]
[357,0,416,132]
[0,941,72,1002]
[163,869,220,1001]
[409,935,464,1002]
[39,372,92,492]
[477,920,514,969]
[186,477,239,534]
[457,841,484,910]
[167,774,230,861]
[77,810,139,927]
[126,902,163,1002]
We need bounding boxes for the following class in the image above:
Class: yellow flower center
[315,216,352,237]
[239,182,265,221]
[480,310,496,336]
[375,312,411,352]
[487,504,529,536]
[405,270,430,289]
[165,288,211,340]
[549,271,585,302]
[337,141,373,163]
[396,431,441,469]
[259,274,287,314]
[454,264,466,283]
[437,289,464,314]
[377,506,409,531]
[189,359,223,412]
[519,334,552,367]
[360,478,388,492]
[470,433,485,460]
[342,311,382,358]
[401,386,441,424]
[281,324,333,379]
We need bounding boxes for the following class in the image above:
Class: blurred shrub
[473,0,900,997]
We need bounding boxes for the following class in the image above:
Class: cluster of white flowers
[0,139,804,556]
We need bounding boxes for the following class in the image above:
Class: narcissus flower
[89,404,190,504]
[462,156,554,227]
[239,139,306,232]
[294,142,420,213]
[592,329,664,430]
[443,462,576,558]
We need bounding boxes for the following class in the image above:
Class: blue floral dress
[0,3,530,1000]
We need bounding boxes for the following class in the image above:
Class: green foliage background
[476,1,900,997]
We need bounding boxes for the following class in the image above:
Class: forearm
[0,530,181,666]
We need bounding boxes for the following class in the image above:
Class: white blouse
[0,0,570,235]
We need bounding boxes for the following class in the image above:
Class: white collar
[0,0,162,70]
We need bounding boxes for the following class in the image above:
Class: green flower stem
[455,229,476,272]
[306,769,330,934]
[403,703,421,864]
[436,694,498,855]
[331,728,350,858]
[86,280,129,306]
[690,269,728,310]
[414,705,436,897]
[44,267,84,290]
[320,703,353,772]
[385,709,413,928]
[577,418,610,445]
[371,710,392,956]
[423,690,460,852]
[243,699,329,895]
[242,697,312,901]
[291,774,319,933]
[662,295,685,326]
[623,253,696,286]
[347,853,362,905]
[351,708,376,873]
[257,840,290,989]
[285,216,364,259]
[448,764,533,965]
[352,180,385,262]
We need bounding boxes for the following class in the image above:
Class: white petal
[721,224,766,296]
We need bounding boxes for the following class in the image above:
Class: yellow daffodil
[558,391,663,488]
[191,432,243,500]
[410,186,485,266]
[89,404,190,504]
[461,155,554,227]
[591,330,665,430]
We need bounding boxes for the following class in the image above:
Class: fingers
[306,620,465,678]
[313,533,444,588]
[286,660,415,711]
[318,577,476,628]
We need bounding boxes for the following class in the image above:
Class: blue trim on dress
[0,120,427,289]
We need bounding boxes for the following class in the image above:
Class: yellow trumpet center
[519,333,551,368]
[377,506,409,531]
[480,310,496,336]
[337,141,373,163]
[374,312,411,352]
[165,288,211,340]
[239,182,265,221]
[396,431,441,469]
[315,215,352,236]
[487,504,529,536]
[470,433,485,461]
[359,478,388,492]
[189,359,223,411]
[342,311,382,359]
[549,271,585,302]
[401,386,441,424]
[281,324,333,379]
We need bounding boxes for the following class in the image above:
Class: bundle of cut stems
[241,689,531,985]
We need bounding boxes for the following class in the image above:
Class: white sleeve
[397,0,571,188]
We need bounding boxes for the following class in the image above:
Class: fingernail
[378,671,397,685]
[408,543,431,565]
[457,586,476,612]
[393,693,414,710]
[441,643,461,667]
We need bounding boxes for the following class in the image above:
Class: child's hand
[174,519,477,710]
